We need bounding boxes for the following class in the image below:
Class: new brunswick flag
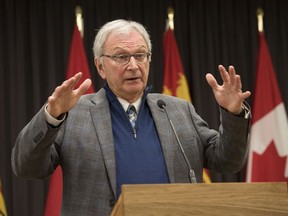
[163,28,191,101]
[163,28,211,183]
[0,179,7,216]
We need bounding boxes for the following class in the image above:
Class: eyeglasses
[100,52,151,65]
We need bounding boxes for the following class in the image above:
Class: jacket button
[109,199,115,206]
[33,131,44,143]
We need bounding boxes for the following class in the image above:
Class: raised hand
[205,65,251,115]
[47,72,92,119]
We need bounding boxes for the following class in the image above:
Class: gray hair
[93,19,152,60]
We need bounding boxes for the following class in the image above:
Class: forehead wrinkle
[112,44,147,54]
[104,31,148,54]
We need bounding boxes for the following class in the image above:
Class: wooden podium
[111,182,288,216]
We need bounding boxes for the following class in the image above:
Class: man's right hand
[47,72,92,119]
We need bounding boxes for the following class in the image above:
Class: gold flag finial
[75,6,84,37]
[257,8,264,33]
[167,7,174,30]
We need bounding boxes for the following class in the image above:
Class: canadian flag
[246,32,288,182]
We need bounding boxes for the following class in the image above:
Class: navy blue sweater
[104,85,169,198]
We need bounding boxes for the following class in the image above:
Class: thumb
[206,73,218,89]
[242,91,251,100]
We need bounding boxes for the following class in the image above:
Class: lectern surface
[111,182,288,216]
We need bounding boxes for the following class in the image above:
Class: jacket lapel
[147,96,176,183]
[90,89,117,197]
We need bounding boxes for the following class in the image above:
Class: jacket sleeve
[11,105,63,179]
[189,102,251,173]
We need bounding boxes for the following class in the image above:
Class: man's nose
[127,56,138,69]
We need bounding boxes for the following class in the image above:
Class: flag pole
[75,6,84,38]
[257,8,264,33]
[167,7,174,30]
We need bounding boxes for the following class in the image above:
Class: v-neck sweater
[103,84,169,198]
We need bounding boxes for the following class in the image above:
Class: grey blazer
[12,88,251,216]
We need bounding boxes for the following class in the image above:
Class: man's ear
[94,58,106,80]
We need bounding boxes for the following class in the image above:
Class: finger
[61,72,83,92]
[50,72,83,98]
[242,91,251,100]
[206,73,219,89]
[76,79,92,96]
[234,74,242,90]
[52,82,71,98]
[51,85,65,98]
[228,66,236,86]
[218,65,229,83]
[72,72,83,86]
[67,72,83,91]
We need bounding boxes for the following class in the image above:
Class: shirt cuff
[237,101,251,119]
[220,100,251,119]
[45,104,66,127]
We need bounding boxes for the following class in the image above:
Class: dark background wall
[1,0,288,215]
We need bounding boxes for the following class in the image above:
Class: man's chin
[124,85,145,96]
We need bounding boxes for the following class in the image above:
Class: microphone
[157,99,197,183]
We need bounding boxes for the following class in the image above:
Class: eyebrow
[111,46,148,54]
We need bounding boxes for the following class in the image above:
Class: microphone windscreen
[157,99,166,108]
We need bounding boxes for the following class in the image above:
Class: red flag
[246,32,288,182]
[162,28,211,183]
[65,25,95,93]
[163,28,191,101]
[44,24,95,216]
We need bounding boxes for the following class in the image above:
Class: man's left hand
[206,65,251,115]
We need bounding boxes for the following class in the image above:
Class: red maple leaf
[251,141,288,182]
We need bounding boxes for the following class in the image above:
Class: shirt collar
[103,83,152,113]
[118,97,141,113]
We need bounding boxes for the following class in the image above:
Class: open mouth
[126,77,139,81]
